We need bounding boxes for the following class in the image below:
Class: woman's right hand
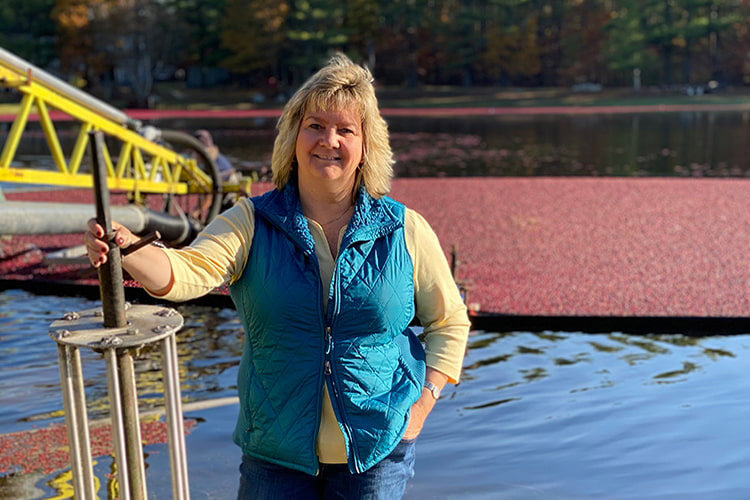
[84,218,136,267]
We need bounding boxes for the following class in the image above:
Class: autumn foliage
[2,0,750,95]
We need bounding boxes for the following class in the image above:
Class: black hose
[141,208,197,246]
[159,129,223,224]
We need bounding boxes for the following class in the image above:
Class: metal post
[94,126,148,497]
[90,130,127,329]
[56,344,96,498]
[118,350,148,500]
[69,345,96,495]
[162,334,190,499]
[105,347,131,500]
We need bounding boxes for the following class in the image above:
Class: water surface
[2,290,749,499]
[5,111,750,179]
[140,111,750,178]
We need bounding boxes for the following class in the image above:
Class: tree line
[2,0,750,106]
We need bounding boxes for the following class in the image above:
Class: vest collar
[343,186,403,248]
[254,184,403,254]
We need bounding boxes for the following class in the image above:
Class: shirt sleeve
[405,208,471,384]
[149,198,255,302]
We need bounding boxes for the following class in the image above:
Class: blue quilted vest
[229,185,426,475]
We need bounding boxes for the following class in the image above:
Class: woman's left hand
[402,396,434,440]
[402,368,449,441]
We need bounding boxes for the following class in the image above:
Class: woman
[85,54,470,499]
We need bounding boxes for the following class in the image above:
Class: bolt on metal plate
[49,304,183,350]
[100,335,123,347]
[54,329,71,340]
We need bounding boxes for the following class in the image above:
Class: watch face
[425,381,440,399]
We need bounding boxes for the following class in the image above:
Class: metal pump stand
[49,131,190,499]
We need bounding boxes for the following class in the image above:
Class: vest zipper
[325,262,362,473]
[312,250,324,476]
[324,333,360,473]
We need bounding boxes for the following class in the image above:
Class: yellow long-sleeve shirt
[150,197,470,463]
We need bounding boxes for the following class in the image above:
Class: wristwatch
[423,380,441,400]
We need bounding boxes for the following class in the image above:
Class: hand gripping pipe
[48,131,190,499]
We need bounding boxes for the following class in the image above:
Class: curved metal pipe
[0,202,147,235]
[0,201,196,245]
[142,208,196,246]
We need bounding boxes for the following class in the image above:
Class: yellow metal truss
[0,64,215,201]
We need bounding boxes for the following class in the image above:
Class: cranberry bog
[4,177,750,334]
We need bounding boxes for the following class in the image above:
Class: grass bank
[3,84,750,115]
[151,83,750,110]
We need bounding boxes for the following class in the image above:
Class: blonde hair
[271,53,394,198]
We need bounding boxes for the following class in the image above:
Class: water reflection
[0,291,244,430]
[608,333,670,354]
[653,361,699,381]
[147,112,750,178]
[4,291,750,498]
[461,328,743,410]
[6,112,750,179]
[702,347,735,360]
[553,353,589,366]
[420,328,750,498]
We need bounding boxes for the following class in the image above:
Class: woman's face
[295,107,363,193]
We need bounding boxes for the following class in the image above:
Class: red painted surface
[5,177,750,317]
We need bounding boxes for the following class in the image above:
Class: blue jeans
[237,438,417,499]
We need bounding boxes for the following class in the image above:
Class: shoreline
[3,102,750,124]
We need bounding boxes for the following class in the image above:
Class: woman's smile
[313,152,342,161]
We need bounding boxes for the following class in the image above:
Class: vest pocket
[395,327,427,389]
